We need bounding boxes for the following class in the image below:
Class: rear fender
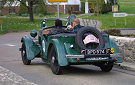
[109,38,123,63]
[50,39,68,66]
[21,36,40,60]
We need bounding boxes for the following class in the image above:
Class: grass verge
[79,13,135,30]
[0,17,67,34]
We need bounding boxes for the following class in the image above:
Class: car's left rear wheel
[100,62,113,72]
[21,43,31,65]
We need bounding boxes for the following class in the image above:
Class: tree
[1,0,39,21]
[0,0,16,14]
[18,0,38,22]
[18,0,27,15]
[37,0,47,15]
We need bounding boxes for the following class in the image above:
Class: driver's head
[54,19,62,27]
[73,19,80,27]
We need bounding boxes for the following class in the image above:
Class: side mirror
[30,30,37,38]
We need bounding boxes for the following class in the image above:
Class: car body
[20,18,122,75]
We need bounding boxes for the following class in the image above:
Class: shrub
[0,13,3,16]
[21,13,29,17]
[18,0,28,15]
[38,14,44,17]
[88,0,118,14]
[103,29,121,36]
[81,1,85,13]
[72,11,84,15]
[37,0,47,15]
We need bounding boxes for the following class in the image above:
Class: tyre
[21,43,31,65]
[76,26,105,50]
[100,62,113,72]
[49,45,62,75]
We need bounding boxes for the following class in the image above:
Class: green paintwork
[30,30,37,38]
[109,39,123,63]
[49,38,68,66]
[21,25,122,66]
[21,36,40,60]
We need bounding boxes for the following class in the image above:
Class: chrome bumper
[110,53,121,57]
[66,55,84,58]
[66,53,121,58]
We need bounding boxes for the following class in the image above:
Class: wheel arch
[109,38,123,63]
[49,39,68,66]
[21,36,40,60]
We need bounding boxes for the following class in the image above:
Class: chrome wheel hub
[52,56,55,64]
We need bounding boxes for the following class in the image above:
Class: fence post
[0,20,3,32]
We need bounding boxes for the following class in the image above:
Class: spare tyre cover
[75,26,105,50]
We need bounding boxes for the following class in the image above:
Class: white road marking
[4,44,16,47]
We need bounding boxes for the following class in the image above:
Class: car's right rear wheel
[21,43,31,65]
[49,45,62,75]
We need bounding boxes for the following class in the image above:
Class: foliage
[38,13,44,17]
[18,0,28,15]
[21,13,29,17]
[80,0,118,14]
[103,29,121,36]
[1,0,39,21]
[37,0,47,15]
[72,11,84,15]
[80,1,85,13]
[0,12,3,16]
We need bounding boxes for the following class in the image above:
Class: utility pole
[97,0,99,16]
[85,0,89,14]
[114,0,116,5]
[57,2,60,19]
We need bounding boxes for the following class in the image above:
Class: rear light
[77,58,80,61]
[66,41,68,43]
[114,57,117,60]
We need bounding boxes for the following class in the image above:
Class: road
[0,32,135,85]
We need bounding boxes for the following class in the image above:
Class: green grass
[6,13,69,18]
[0,17,67,34]
[79,13,135,30]
[119,3,135,13]
[36,13,69,18]
[118,0,135,2]
[78,1,135,30]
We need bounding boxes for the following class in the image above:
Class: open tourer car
[19,18,122,75]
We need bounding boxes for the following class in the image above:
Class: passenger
[71,19,83,33]
[49,19,65,34]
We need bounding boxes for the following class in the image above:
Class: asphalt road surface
[0,32,135,85]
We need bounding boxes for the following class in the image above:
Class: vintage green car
[20,19,122,75]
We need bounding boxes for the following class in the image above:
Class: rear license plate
[85,49,106,55]
[86,57,108,61]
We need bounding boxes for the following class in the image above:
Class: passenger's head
[73,19,80,27]
[54,19,62,27]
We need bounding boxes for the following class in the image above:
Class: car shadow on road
[27,60,115,76]
[62,65,115,76]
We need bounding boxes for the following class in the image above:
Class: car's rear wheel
[49,45,62,75]
[100,62,113,72]
[21,43,31,65]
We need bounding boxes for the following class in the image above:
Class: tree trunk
[28,1,34,22]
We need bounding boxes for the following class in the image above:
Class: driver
[49,19,65,34]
